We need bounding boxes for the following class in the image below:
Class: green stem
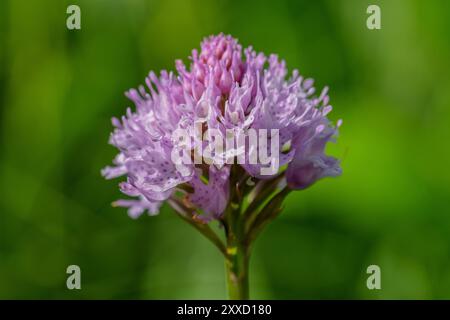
[225,241,249,300]
[224,168,250,300]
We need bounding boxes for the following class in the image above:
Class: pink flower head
[102,34,342,220]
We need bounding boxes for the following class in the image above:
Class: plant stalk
[225,241,249,300]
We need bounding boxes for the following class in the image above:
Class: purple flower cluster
[102,34,341,220]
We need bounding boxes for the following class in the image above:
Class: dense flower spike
[103,33,341,220]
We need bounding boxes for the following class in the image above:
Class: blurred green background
[1,0,450,299]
